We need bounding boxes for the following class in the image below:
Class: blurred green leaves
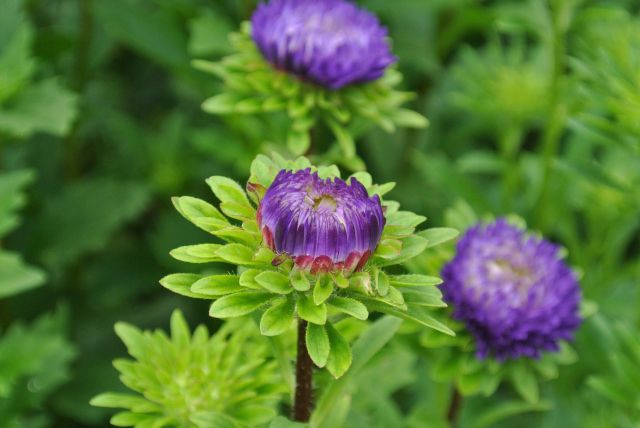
[0,0,637,426]
[0,310,75,428]
[0,0,77,138]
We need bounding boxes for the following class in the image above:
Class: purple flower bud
[441,219,582,361]
[250,0,396,90]
[257,169,385,274]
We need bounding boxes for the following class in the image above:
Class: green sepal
[313,275,333,305]
[290,269,311,291]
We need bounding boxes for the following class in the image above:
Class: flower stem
[293,319,313,422]
[446,386,462,427]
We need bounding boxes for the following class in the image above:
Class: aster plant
[194,0,427,163]
[91,310,284,428]
[419,218,583,424]
[160,153,456,422]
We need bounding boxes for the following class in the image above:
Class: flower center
[310,194,337,213]
[486,258,535,294]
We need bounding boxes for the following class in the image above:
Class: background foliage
[1,0,638,426]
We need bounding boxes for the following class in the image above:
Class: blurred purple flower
[257,169,384,274]
[251,0,396,89]
[441,219,582,361]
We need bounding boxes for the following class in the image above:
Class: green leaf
[313,275,333,305]
[327,297,369,320]
[376,235,429,266]
[206,176,251,207]
[94,0,189,70]
[297,294,327,325]
[191,411,242,428]
[188,10,233,56]
[170,244,223,263]
[401,287,446,307]
[0,78,77,138]
[219,201,255,220]
[331,272,349,289]
[391,108,429,128]
[0,24,34,104]
[172,196,228,233]
[209,291,273,318]
[239,269,263,289]
[0,251,45,298]
[287,130,311,155]
[418,227,460,248]
[310,316,402,428]
[202,93,243,114]
[110,411,150,426]
[90,393,151,409]
[159,273,210,299]
[306,323,330,368]
[215,244,255,265]
[389,274,442,287]
[260,297,295,336]
[0,170,34,236]
[326,118,355,158]
[511,363,539,404]
[369,182,396,197]
[376,270,390,296]
[255,271,293,294]
[365,300,455,336]
[471,400,551,428]
[33,179,150,269]
[191,275,243,296]
[325,323,352,378]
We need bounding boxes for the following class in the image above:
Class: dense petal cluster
[441,219,582,360]
[251,0,396,89]
[258,168,385,274]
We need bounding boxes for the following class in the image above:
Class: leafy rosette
[417,213,590,406]
[193,0,427,162]
[91,310,284,428]
[161,153,456,378]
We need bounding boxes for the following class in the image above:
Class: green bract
[194,23,427,164]
[91,310,284,428]
[161,153,456,378]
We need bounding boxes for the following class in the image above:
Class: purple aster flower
[257,169,385,274]
[441,219,582,361]
[250,0,396,90]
